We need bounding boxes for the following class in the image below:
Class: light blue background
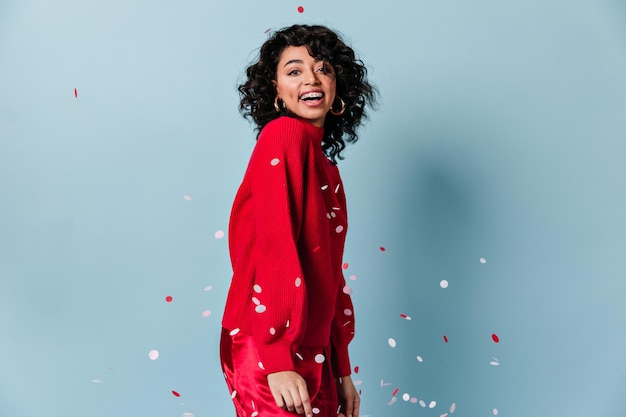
[1,1,625,416]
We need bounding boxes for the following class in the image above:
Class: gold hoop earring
[329,97,345,116]
[274,97,286,112]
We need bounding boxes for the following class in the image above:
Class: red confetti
[74,88,77,98]
[264,28,271,33]
[171,390,180,397]
[165,296,173,303]
[354,366,359,374]
[297,6,304,13]
[443,335,448,343]
[400,313,408,319]
[312,245,320,252]
[380,246,386,252]
[342,262,349,269]
[492,333,500,343]
[392,387,399,396]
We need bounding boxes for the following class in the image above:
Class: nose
[304,70,320,85]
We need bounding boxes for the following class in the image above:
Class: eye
[287,69,300,76]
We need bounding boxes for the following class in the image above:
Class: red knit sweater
[222,116,355,377]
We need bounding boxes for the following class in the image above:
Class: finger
[352,395,361,417]
[269,387,285,409]
[298,383,313,417]
[282,390,296,412]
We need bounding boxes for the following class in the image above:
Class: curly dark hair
[238,24,377,163]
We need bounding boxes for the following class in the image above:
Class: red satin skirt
[220,328,339,417]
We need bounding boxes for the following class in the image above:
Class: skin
[266,46,360,417]
[273,45,337,128]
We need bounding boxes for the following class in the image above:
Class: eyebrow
[283,58,325,67]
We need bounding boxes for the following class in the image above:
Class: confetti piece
[255,305,267,313]
[229,328,240,336]
[165,296,173,303]
[335,184,340,193]
[148,350,159,360]
[343,285,352,294]
[353,379,362,385]
[296,353,304,360]
[392,388,399,396]
[402,393,410,401]
[410,397,418,404]
[443,335,448,343]
[354,366,359,374]
[270,158,280,166]
[258,362,265,370]
[314,354,325,363]
[387,397,397,406]
[480,257,487,264]
[253,284,262,293]
[343,308,352,316]
[182,413,194,417]
[202,310,211,317]
[492,333,500,343]
[231,390,237,399]
[380,379,391,387]
[440,414,449,417]
[312,408,320,415]
[204,285,213,291]
[419,400,426,407]
[400,313,411,320]
[313,245,320,252]
[388,338,397,348]
[251,412,258,417]
[493,409,498,415]
[172,390,181,397]
[450,403,456,413]
[74,88,78,98]
[295,277,302,287]
[490,361,500,366]
[269,327,276,335]
[215,230,225,239]
[416,355,423,362]
[440,280,449,288]
[335,225,344,233]
[380,246,386,252]
[252,297,260,305]
[429,401,437,408]
[321,184,329,190]
[184,195,191,201]
[349,274,357,281]
[297,5,304,13]
[342,262,349,269]
[264,28,271,34]
[92,379,103,383]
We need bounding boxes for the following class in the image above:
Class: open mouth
[299,92,325,101]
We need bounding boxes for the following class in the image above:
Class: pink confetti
[335,225,344,233]
[297,5,304,13]
[343,285,352,294]
[410,397,418,404]
[349,274,357,281]
[342,262,349,269]
[172,390,181,397]
[387,397,397,406]
[202,310,211,317]
[443,335,448,343]
[183,195,191,201]
[215,230,225,239]
[165,296,173,303]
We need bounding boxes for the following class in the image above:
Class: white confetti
[251,412,258,417]
[388,397,397,406]
[258,362,265,370]
[182,413,194,417]
[255,304,267,313]
[148,350,159,360]
[344,308,352,316]
[450,403,456,413]
[183,195,191,201]
[388,338,397,348]
[229,328,240,336]
[296,352,304,360]
[214,230,225,239]
[480,257,487,264]
[204,285,213,291]
[270,158,280,166]
[343,285,352,294]
[335,225,344,233]
[202,310,211,317]
[419,400,426,407]
[314,354,326,363]
[252,297,261,305]
[440,280,449,288]
[295,277,302,287]
[269,327,276,335]
[490,361,500,366]
[91,379,103,383]
[402,393,410,401]
[416,355,423,362]
[253,284,262,293]
[321,184,329,190]
[493,408,498,415]
[312,408,320,415]
[335,184,340,193]
[231,390,237,399]
[429,401,437,408]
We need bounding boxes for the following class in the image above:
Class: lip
[299,89,325,100]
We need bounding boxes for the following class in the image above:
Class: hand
[267,371,313,416]
[336,375,360,417]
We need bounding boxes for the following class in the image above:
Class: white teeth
[300,92,324,100]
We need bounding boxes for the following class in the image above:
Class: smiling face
[273,45,337,128]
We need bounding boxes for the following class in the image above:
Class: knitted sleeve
[330,180,355,378]
[247,117,309,375]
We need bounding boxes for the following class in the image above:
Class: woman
[221,24,376,417]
